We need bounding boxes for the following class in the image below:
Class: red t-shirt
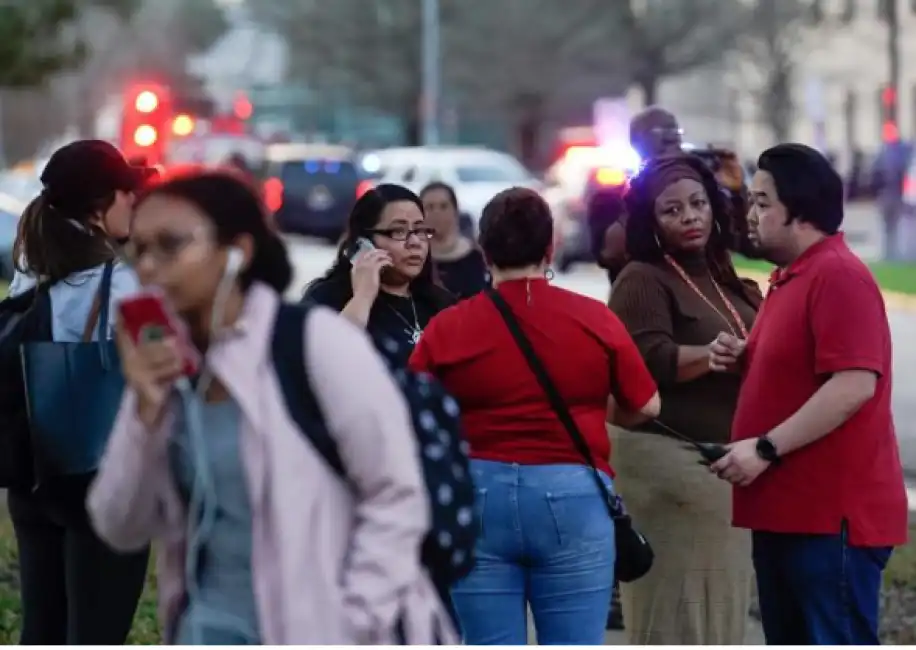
[731,234,909,547]
[408,278,657,475]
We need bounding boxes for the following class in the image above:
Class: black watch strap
[756,436,781,464]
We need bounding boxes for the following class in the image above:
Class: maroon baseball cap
[40,140,158,211]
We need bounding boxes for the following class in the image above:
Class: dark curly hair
[625,154,761,305]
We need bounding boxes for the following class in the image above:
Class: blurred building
[636,0,916,163]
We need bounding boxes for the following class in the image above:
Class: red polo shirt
[731,234,908,547]
[409,279,657,476]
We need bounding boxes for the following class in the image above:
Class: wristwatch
[755,436,781,465]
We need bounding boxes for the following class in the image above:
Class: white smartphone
[349,237,375,263]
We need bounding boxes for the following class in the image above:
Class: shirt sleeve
[608,268,680,385]
[810,268,887,376]
[602,311,658,412]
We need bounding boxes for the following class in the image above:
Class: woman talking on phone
[4,140,151,645]
[303,183,454,366]
[87,171,453,644]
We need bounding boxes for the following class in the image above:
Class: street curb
[739,271,916,313]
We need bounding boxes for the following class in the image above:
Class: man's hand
[709,438,770,486]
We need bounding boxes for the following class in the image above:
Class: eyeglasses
[369,226,436,241]
[123,231,198,264]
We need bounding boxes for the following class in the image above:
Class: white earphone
[225,246,244,277]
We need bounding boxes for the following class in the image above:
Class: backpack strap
[271,301,346,478]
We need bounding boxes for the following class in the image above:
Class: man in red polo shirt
[708,143,909,645]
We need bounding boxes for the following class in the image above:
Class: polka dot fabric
[374,334,477,587]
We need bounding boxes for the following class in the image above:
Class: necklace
[385,297,423,344]
[664,254,749,339]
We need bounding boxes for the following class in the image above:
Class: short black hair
[135,171,292,294]
[756,143,844,234]
[478,187,553,269]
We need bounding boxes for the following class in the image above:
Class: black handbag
[486,288,654,583]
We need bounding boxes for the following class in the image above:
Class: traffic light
[121,84,172,165]
[881,84,899,143]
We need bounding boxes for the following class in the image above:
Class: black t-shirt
[304,279,446,367]
[435,248,490,300]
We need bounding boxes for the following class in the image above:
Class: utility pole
[421,0,440,146]
[885,0,901,137]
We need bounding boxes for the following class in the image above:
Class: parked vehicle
[261,143,372,241]
[362,146,540,236]
[0,192,25,282]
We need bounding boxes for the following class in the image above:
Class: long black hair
[306,183,453,310]
[134,170,293,294]
[625,154,761,306]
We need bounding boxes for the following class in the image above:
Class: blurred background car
[0,193,25,282]
[361,146,540,236]
[543,143,638,272]
[260,143,373,241]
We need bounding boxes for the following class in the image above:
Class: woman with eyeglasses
[303,183,455,366]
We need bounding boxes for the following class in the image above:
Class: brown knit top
[608,254,760,444]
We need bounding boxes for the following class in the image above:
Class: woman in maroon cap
[5,140,154,644]
[608,154,762,645]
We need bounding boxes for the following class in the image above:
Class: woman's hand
[350,249,393,302]
[116,322,183,429]
[708,332,746,373]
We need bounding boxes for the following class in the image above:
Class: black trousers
[8,486,150,645]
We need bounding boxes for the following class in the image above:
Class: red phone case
[118,291,199,376]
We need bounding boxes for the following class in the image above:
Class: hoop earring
[654,231,662,250]
[545,268,555,281]
[715,220,722,235]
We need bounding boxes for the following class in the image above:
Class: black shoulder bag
[486,288,653,583]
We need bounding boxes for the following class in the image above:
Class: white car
[360,146,541,233]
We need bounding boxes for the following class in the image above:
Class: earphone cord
[178,257,256,644]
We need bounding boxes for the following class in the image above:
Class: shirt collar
[770,233,845,287]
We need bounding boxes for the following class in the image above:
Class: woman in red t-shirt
[409,187,659,645]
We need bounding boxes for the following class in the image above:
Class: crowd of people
[0,104,908,646]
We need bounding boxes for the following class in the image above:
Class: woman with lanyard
[304,183,454,367]
[608,154,763,645]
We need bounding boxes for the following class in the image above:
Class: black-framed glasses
[369,226,436,241]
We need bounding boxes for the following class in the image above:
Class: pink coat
[87,283,458,644]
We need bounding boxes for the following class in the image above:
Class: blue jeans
[452,460,615,645]
[752,528,892,645]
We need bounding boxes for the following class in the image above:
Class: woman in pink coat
[87,171,456,645]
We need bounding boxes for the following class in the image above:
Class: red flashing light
[882,85,897,106]
[233,93,253,120]
[882,120,900,143]
[135,90,159,113]
[264,177,284,212]
[356,180,374,198]
[133,125,158,147]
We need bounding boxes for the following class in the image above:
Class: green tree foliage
[0,0,137,87]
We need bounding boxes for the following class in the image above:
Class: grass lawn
[734,256,916,295]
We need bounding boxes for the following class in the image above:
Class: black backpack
[0,287,52,489]
[271,302,476,588]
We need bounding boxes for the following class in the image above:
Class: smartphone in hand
[118,290,200,377]
[348,237,375,263]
